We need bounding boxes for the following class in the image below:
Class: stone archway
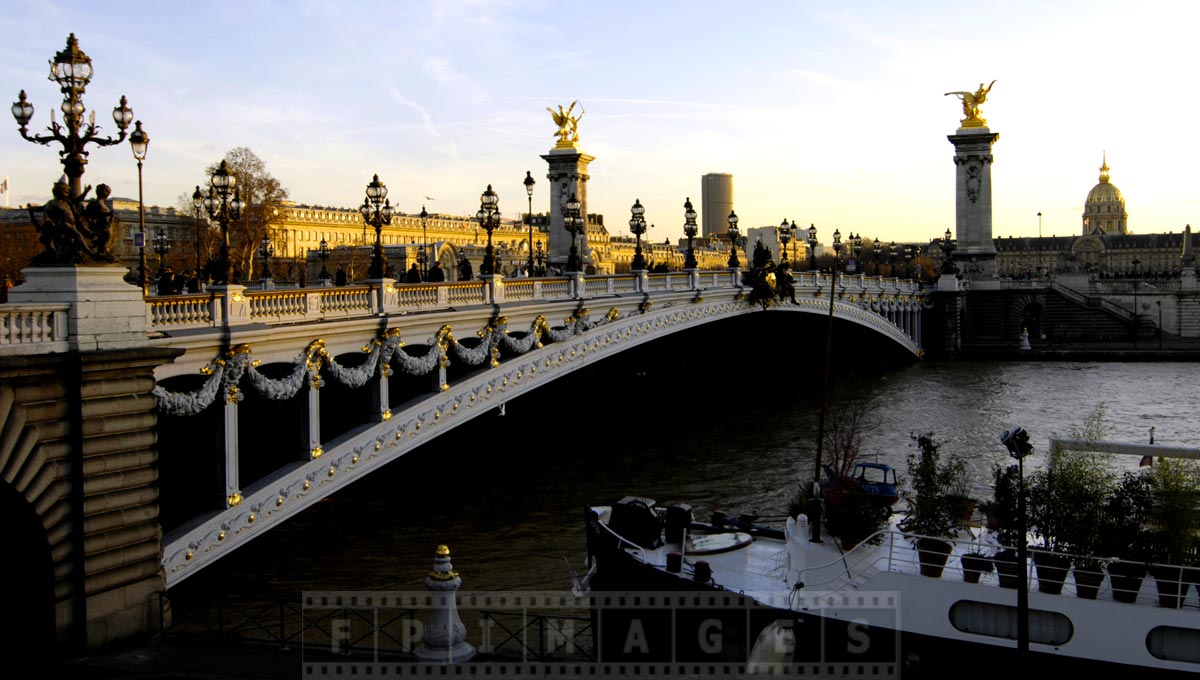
[0,481,54,655]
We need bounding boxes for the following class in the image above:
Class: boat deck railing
[798,527,1200,611]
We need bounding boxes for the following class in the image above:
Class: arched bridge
[1,269,925,589]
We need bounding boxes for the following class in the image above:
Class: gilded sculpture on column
[945,80,995,128]
[547,100,584,147]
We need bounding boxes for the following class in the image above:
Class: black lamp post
[811,227,842,542]
[12,34,135,199]
[630,199,648,271]
[202,159,242,285]
[153,228,170,278]
[419,205,429,279]
[563,192,583,273]
[727,210,741,268]
[477,184,500,276]
[1132,257,1141,347]
[682,197,698,269]
[317,238,330,281]
[524,171,536,275]
[360,174,393,280]
[851,233,863,272]
[872,237,881,272]
[534,241,545,276]
[258,234,274,282]
[129,120,149,292]
[807,224,818,271]
[191,185,204,279]
[889,241,898,275]
[1001,427,1034,656]
[779,218,791,264]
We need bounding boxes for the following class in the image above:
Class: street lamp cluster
[477,184,500,276]
[682,198,698,269]
[152,229,170,278]
[563,193,583,273]
[200,160,242,285]
[12,34,135,199]
[629,199,648,271]
[726,211,740,268]
[361,174,394,280]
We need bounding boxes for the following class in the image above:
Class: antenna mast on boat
[811,228,844,543]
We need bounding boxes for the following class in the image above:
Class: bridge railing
[0,303,70,354]
[130,271,923,333]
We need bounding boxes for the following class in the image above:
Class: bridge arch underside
[159,292,920,586]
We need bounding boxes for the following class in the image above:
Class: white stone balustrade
[0,303,69,354]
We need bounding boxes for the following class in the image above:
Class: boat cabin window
[1147,626,1200,664]
[948,601,1072,646]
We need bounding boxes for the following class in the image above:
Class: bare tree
[203,147,289,280]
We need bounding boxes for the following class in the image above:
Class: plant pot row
[947,549,1200,606]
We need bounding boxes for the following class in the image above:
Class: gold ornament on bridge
[945,80,995,128]
[548,100,584,148]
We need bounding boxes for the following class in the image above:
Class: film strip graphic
[301,590,900,679]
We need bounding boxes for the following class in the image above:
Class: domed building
[995,154,1195,278]
[1081,153,1127,236]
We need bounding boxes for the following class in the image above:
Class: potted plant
[960,548,994,584]
[988,463,1028,589]
[1146,457,1200,608]
[1027,432,1116,597]
[900,433,968,578]
[1100,469,1154,603]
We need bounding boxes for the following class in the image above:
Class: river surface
[169,354,1200,610]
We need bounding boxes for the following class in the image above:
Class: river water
[169,335,1200,612]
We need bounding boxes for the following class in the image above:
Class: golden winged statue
[548,100,584,146]
[945,80,995,127]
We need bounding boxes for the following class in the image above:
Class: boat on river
[584,446,1200,676]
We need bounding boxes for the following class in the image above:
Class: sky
[2,0,1199,246]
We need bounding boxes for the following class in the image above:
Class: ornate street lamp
[682,197,698,269]
[889,241,899,275]
[477,184,500,276]
[790,220,799,263]
[258,234,274,282]
[419,205,429,279]
[191,185,204,279]
[317,238,331,280]
[851,233,863,272]
[534,240,545,276]
[524,171,536,275]
[629,199,648,271]
[360,174,393,279]
[202,159,242,285]
[129,120,149,291]
[153,228,170,278]
[872,237,881,271]
[563,193,583,273]
[779,218,791,264]
[940,228,957,274]
[12,34,135,199]
[727,210,741,268]
[810,227,842,542]
[807,224,819,271]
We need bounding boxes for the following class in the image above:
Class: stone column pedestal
[540,146,595,269]
[948,127,1000,279]
[8,266,147,351]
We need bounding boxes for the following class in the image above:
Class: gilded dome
[1086,170,1123,205]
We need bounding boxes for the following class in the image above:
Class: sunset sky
[2,0,1198,245]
